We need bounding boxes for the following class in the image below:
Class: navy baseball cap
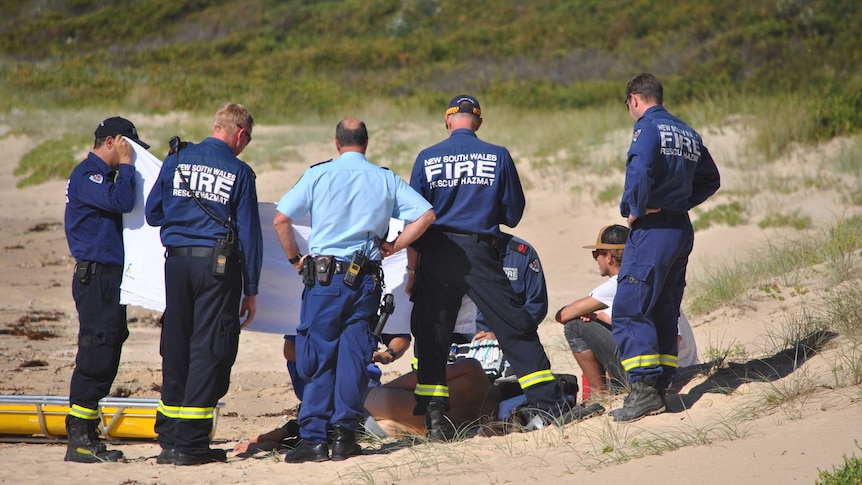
[94,116,150,149]
[446,94,482,117]
[583,224,629,250]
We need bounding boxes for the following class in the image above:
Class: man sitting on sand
[555,224,698,398]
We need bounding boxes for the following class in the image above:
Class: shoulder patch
[528,258,541,273]
[507,239,530,255]
[310,159,333,168]
[88,174,104,184]
[632,128,642,142]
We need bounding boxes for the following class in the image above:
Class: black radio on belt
[212,230,237,277]
[75,261,93,285]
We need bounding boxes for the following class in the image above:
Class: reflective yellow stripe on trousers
[518,369,555,389]
[69,404,99,420]
[157,400,214,420]
[621,354,678,372]
[414,383,449,398]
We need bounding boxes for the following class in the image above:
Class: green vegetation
[692,201,747,231]
[817,442,862,485]
[13,133,89,187]
[3,1,862,186]
[758,209,811,230]
[595,183,623,206]
[687,215,862,315]
[0,0,860,139]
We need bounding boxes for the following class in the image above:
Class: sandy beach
[0,116,860,485]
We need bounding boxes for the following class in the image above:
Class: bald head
[335,118,368,154]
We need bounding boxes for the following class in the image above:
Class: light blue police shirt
[276,151,431,261]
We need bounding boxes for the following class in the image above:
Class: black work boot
[173,448,228,466]
[284,441,329,463]
[64,417,124,463]
[608,381,666,422]
[156,448,176,465]
[330,426,362,461]
[425,400,456,441]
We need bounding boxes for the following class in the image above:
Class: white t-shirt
[589,278,617,318]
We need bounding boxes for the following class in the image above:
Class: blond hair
[213,103,254,133]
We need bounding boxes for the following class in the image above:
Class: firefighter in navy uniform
[145,103,262,465]
[408,95,589,438]
[610,73,720,422]
[480,234,548,332]
[467,233,549,357]
[274,119,434,463]
[64,116,149,463]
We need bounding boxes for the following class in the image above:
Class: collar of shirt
[86,151,113,175]
[450,128,478,139]
[334,151,370,164]
[201,136,235,154]
[640,105,667,121]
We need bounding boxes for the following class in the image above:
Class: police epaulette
[507,239,529,255]
[310,159,333,168]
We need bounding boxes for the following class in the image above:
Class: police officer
[63,116,149,463]
[145,103,262,465]
[610,73,720,421]
[274,119,434,463]
[408,95,581,438]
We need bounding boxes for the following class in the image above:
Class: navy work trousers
[295,272,378,445]
[155,252,242,452]
[69,263,128,415]
[612,211,693,388]
[411,231,562,413]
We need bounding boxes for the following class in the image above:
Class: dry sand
[0,117,860,484]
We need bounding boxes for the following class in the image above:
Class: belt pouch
[302,256,316,288]
[76,261,93,285]
[314,255,335,286]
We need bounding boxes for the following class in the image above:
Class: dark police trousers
[68,262,128,422]
[155,249,242,452]
[411,230,562,414]
[295,271,379,445]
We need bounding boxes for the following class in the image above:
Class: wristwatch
[384,348,397,360]
[288,253,302,264]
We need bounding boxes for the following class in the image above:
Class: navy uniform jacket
[620,106,720,218]
[65,152,136,266]
[410,128,525,236]
[145,137,263,296]
[475,234,548,332]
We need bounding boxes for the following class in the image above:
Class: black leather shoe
[173,448,228,466]
[156,448,175,465]
[284,441,329,463]
[330,426,362,461]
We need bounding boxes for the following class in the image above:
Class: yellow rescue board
[0,396,225,440]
